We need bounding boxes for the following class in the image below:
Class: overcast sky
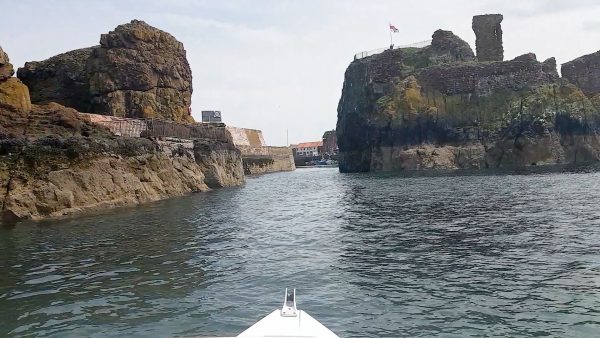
[3,0,600,145]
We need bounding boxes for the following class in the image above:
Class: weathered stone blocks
[472,14,504,61]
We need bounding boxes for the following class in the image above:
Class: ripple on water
[1,167,600,337]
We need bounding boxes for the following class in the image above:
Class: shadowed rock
[0,45,14,80]
[472,14,504,61]
[18,47,95,113]
[430,29,475,63]
[0,47,31,115]
[562,50,600,96]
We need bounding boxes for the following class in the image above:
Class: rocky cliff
[0,44,243,224]
[0,103,244,223]
[17,20,193,122]
[337,15,600,172]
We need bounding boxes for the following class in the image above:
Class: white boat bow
[235,288,339,338]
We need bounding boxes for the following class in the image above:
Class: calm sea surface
[1,167,600,337]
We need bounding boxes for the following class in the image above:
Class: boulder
[88,20,193,122]
[17,20,194,122]
[0,77,31,115]
[0,45,14,81]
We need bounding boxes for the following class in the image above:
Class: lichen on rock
[17,20,194,123]
[0,45,14,81]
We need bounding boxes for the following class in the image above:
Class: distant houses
[292,130,338,166]
[295,141,322,157]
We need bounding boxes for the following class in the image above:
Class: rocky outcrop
[87,20,193,121]
[18,20,193,122]
[561,50,600,96]
[17,47,95,113]
[0,47,31,115]
[193,139,245,188]
[1,137,216,222]
[430,29,475,63]
[0,78,31,115]
[0,105,244,223]
[1,43,242,223]
[472,14,504,61]
[337,14,600,173]
[0,46,14,80]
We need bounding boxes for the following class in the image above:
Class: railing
[80,113,230,141]
[354,39,432,60]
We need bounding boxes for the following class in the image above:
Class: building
[201,110,222,123]
[322,130,338,156]
[294,141,323,157]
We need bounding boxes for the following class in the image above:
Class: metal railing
[354,39,432,60]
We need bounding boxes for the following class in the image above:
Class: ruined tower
[472,14,504,61]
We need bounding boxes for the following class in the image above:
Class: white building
[294,141,322,157]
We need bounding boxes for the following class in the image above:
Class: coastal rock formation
[192,139,245,188]
[0,105,244,222]
[0,47,31,115]
[337,14,600,172]
[1,136,204,222]
[17,47,95,113]
[472,14,504,61]
[0,46,14,80]
[87,20,193,121]
[561,50,600,96]
[1,42,242,223]
[0,78,31,115]
[18,20,193,122]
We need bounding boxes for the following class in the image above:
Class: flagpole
[389,23,392,48]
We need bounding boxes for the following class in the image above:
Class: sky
[2,0,600,145]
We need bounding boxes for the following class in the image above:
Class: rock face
[88,20,193,121]
[472,14,504,61]
[562,50,600,96]
[337,14,600,173]
[18,20,194,122]
[1,42,241,223]
[17,47,95,113]
[0,104,244,223]
[0,46,14,80]
[430,30,475,63]
[0,47,31,115]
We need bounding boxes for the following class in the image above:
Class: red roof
[297,141,322,148]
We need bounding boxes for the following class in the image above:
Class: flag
[389,24,399,33]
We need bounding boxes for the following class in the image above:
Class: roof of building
[296,141,323,148]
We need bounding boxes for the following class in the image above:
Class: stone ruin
[472,14,504,62]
